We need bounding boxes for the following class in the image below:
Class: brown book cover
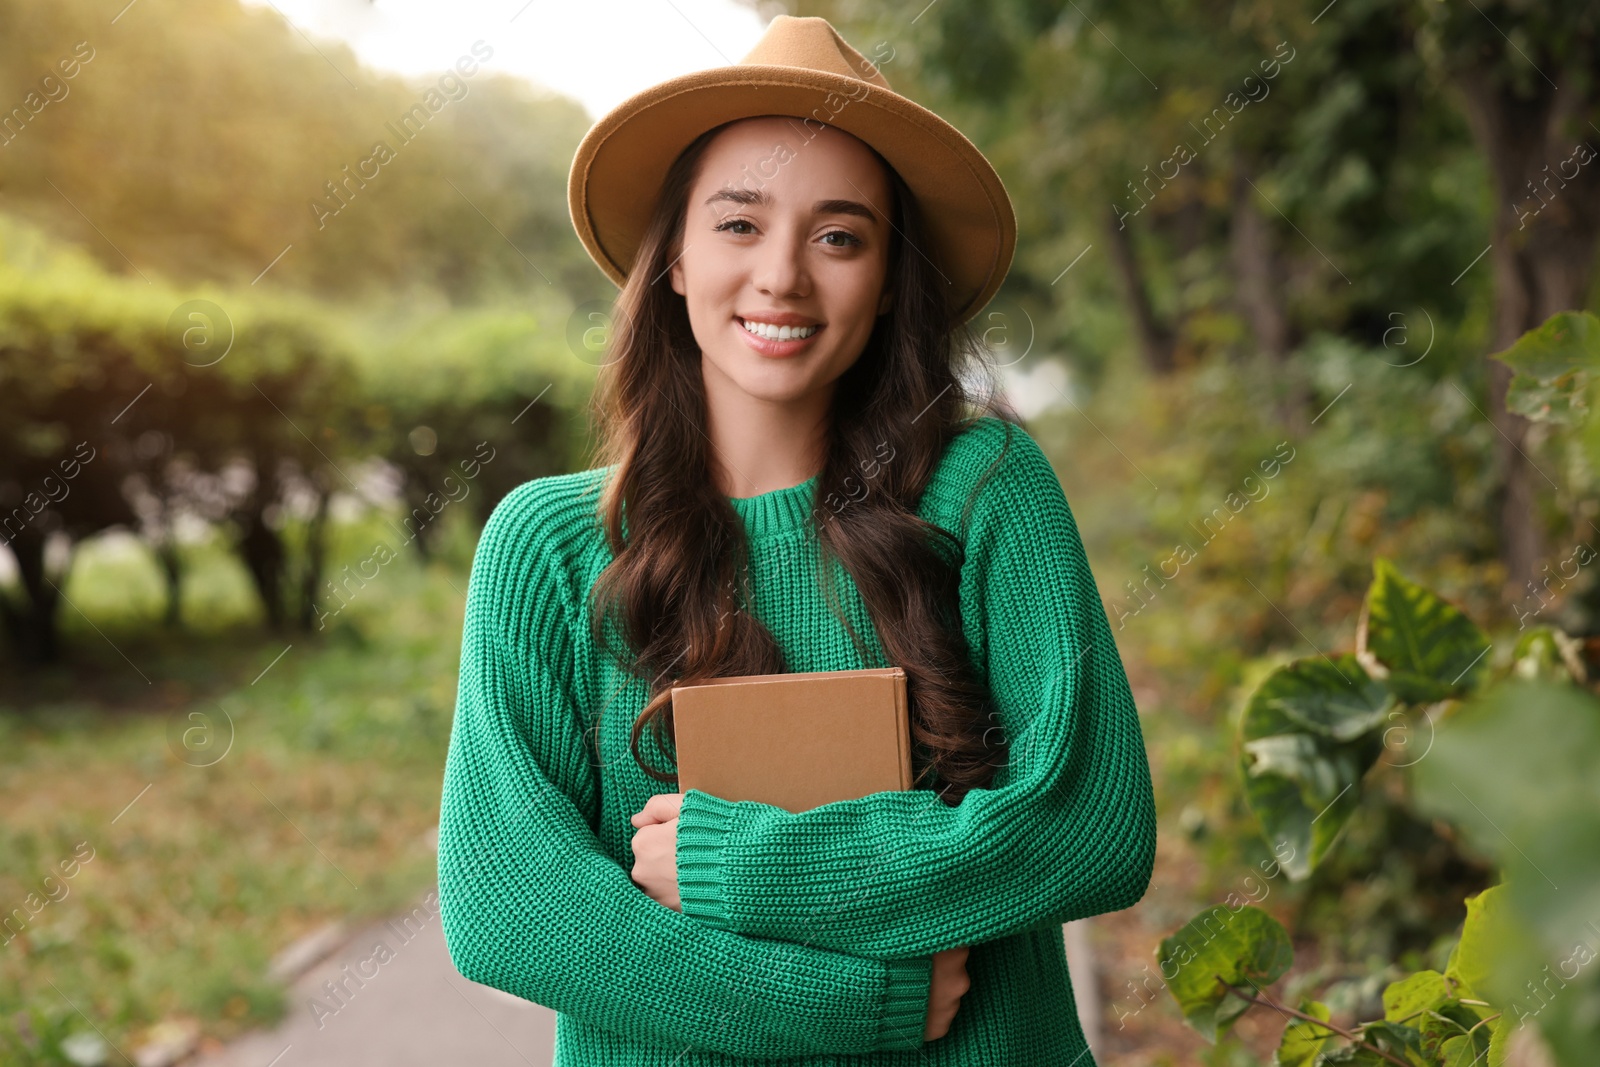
[670,667,911,813]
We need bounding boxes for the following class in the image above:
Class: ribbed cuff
[877,955,932,1050]
[675,789,739,931]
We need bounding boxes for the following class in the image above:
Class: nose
[749,222,811,299]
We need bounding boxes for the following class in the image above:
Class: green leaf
[1357,558,1491,702]
[1312,1046,1387,1065]
[1489,309,1600,426]
[1507,625,1588,684]
[1242,734,1346,794]
[1440,1036,1472,1067]
[1438,1032,1488,1067]
[1357,1019,1428,1064]
[1382,970,1452,1023]
[1159,904,1294,1043]
[1416,1005,1492,1063]
[1259,656,1397,741]
[1417,683,1600,957]
[1484,1014,1512,1067]
[1275,998,1336,1066]
[1239,655,1387,880]
[1444,886,1532,1005]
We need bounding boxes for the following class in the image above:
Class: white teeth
[740,318,819,341]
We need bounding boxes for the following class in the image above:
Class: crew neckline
[726,473,820,539]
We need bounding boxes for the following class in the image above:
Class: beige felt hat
[566,14,1016,327]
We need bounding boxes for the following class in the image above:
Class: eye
[713,218,755,235]
[821,230,862,247]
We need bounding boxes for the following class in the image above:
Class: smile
[737,318,822,341]
[733,316,826,359]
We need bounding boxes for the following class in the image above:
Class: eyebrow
[704,187,879,223]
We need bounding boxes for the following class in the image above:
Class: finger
[635,793,681,825]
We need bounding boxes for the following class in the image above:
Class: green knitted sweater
[436,414,1158,1066]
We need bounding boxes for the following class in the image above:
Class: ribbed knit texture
[436,415,1158,1066]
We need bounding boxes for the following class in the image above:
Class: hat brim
[568,66,1015,327]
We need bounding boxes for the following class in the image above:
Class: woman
[436,15,1157,1066]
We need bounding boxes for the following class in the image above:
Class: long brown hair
[584,117,1016,806]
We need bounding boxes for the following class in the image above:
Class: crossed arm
[662,428,1159,959]
[435,483,933,1059]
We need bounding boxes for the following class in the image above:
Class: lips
[736,316,823,342]
[735,311,823,327]
[734,315,825,357]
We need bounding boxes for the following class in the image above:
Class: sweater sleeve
[436,482,933,1059]
[674,426,1158,959]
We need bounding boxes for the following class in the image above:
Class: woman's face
[670,116,895,410]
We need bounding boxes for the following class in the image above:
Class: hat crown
[737,15,892,91]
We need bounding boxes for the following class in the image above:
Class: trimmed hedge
[0,217,597,661]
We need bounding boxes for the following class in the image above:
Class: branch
[1214,976,1412,1067]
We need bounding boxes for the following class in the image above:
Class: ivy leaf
[1158,904,1293,1043]
[1356,558,1491,702]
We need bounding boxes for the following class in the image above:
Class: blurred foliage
[1043,302,1598,1060]
[0,0,607,305]
[1161,897,1504,1065]
[1415,685,1600,1067]
[1,0,1597,1061]
[802,0,1496,382]
[1234,557,1495,885]
[1,0,609,666]
[0,215,596,662]
[1166,619,1595,1066]
[1493,310,1600,498]
[0,514,473,1064]
[1155,302,1600,1063]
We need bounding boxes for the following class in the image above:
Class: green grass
[0,511,478,1063]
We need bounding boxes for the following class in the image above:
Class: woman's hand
[924,945,971,1041]
[629,792,685,911]
[632,791,972,1039]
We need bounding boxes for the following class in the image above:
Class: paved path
[196,888,1099,1067]
[194,888,555,1067]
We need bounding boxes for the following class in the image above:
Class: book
[669,667,912,813]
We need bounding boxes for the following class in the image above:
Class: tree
[1414,1,1600,596]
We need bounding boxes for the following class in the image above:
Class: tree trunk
[1104,204,1176,375]
[0,526,62,662]
[295,482,331,632]
[158,540,182,628]
[155,492,183,629]
[1451,59,1600,600]
[238,507,285,630]
[1229,157,1309,436]
[401,487,436,561]
[235,458,281,630]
